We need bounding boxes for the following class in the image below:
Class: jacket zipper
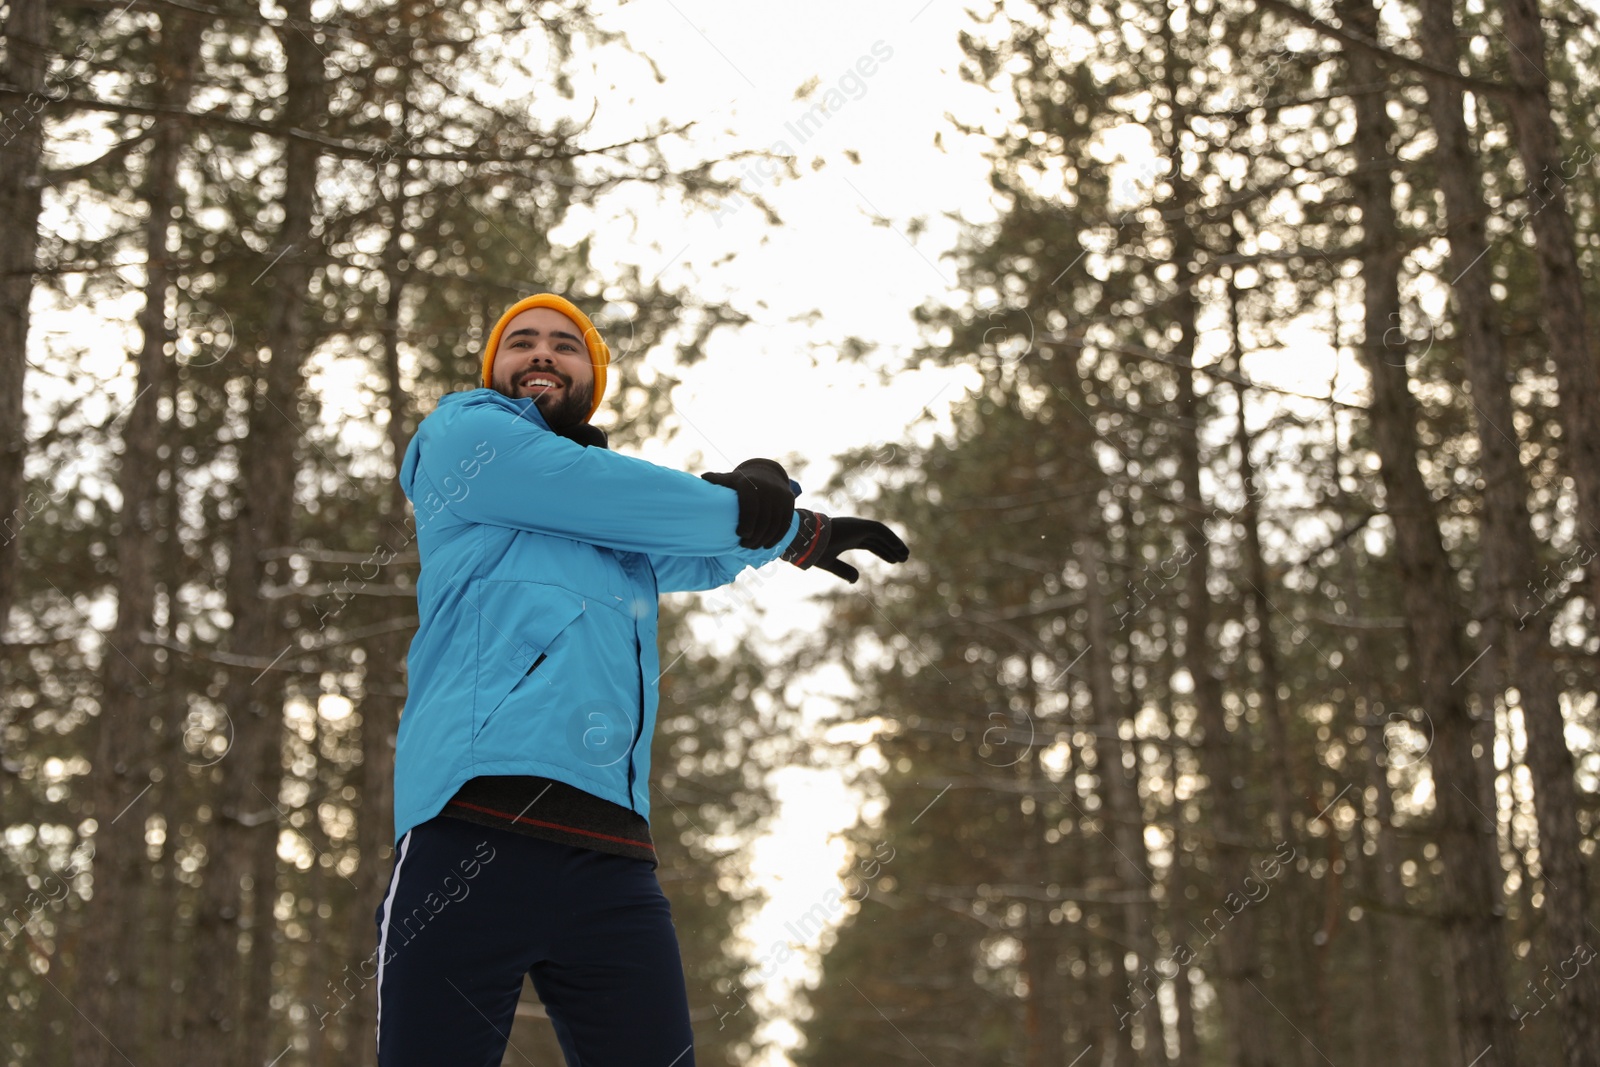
[626,629,645,813]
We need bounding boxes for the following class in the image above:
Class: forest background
[1,0,1598,1065]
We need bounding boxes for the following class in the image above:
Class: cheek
[493,355,518,388]
[566,355,595,388]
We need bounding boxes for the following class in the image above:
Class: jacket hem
[395,758,644,845]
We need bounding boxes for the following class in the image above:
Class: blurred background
[1,0,1598,1064]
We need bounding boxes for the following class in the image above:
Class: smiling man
[372,292,909,1067]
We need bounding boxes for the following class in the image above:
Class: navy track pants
[372,814,696,1067]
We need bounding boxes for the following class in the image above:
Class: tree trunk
[70,9,205,1063]
[1224,274,1324,1055]
[1165,838,1202,1067]
[0,0,47,644]
[1338,0,1517,1061]
[1494,0,1600,620]
[1329,413,1436,1067]
[1062,375,1154,1065]
[1082,544,1153,1067]
[347,148,414,1067]
[1173,348,1273,1067]
[152,284,192,1063]
[1418,1,1599,1059]
[1017,669,1065,1067]
[0,0,50,1036]
[1156,14,1275,1060]
[1154,630,1202,1067]
[184,3,324,1060]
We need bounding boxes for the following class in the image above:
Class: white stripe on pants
[374,830,413,1057]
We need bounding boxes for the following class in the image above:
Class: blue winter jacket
[392,387,802,846]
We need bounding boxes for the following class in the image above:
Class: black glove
[808,515,909,584]
[554,421,609,449]
[701,458,795,549]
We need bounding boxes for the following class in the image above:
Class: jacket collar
[444,387,607,448]
[441,386,553,430]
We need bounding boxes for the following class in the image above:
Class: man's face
[489,307,596,432]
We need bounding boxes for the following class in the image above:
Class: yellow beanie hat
[480,293,610,424]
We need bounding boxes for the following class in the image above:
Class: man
[373,293,909,1066]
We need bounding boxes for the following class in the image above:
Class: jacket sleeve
[647,550,770,594]
[416,395,801,560]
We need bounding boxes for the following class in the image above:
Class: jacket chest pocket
[471,580,588,742]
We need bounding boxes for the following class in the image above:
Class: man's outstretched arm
[410,393,801,558]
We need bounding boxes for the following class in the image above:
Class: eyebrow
[505,327,583,346]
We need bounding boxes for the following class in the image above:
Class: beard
[528,377,594,433]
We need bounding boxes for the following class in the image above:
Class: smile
[518,371,564,394]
